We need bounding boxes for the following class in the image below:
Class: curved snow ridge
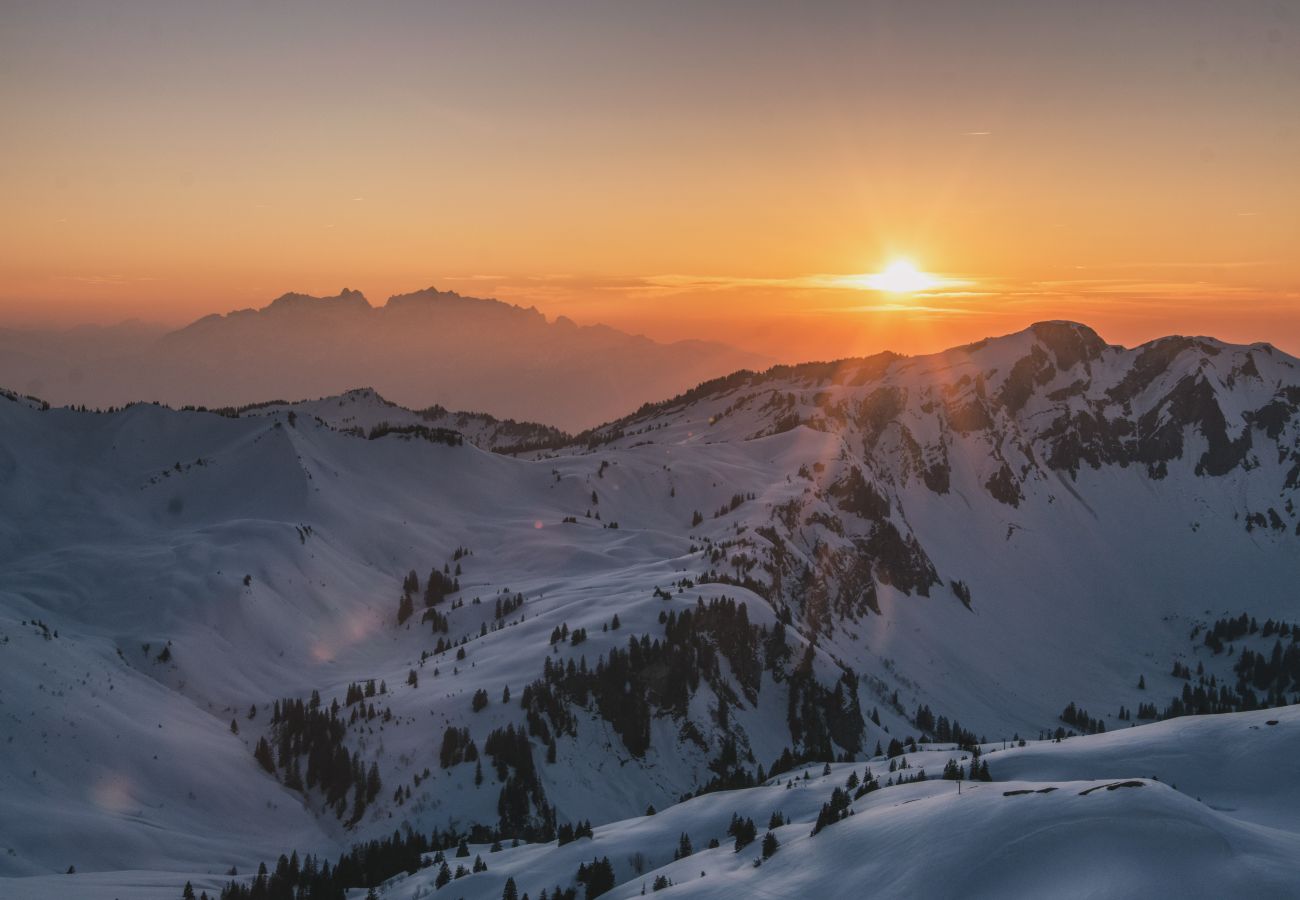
[626,779,1300,900]
[367,776,1300,900]
[361,708,1300,900]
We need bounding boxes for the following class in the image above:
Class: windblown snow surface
[2,322,1299,898]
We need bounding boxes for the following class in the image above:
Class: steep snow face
[1,322,1299,890]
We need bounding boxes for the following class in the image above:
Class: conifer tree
[675,832,693,859]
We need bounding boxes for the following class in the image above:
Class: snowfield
[2,322,1299,898]
[11,709,1300,899]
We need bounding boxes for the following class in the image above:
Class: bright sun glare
[861,259,940,293]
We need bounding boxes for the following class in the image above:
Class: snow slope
[20,708,1295,900]
[368,707,1300,900]
[2,321,1299,895]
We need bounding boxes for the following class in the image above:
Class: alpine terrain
[3,321,1300,899]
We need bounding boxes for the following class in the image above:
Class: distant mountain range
[0,287,770,431]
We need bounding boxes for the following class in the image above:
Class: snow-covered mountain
[2,321,1299,898]
[0,288,770,431]
[241,387,569,453]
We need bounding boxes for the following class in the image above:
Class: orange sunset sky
[2,0,1297,362]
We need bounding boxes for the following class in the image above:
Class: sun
[861,259,941,293]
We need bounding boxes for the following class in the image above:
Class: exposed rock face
[574,321,1300,636]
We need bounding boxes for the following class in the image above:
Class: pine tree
[503,877,519,900]
[254,737,276,773]
[761,831,779,859]
[675,832,693,859]
[731,816,757,851]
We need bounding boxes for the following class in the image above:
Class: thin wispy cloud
[821,303,987,315]
[1068,260,1276,271]
[55,274,156,286]
[621,271,975,296]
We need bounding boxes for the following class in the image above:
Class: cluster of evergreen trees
[1059,701,1107,735]
[424,566,460,606]
[1202,613,1297,653]
[727,813,758,849]
[913,704,983,749]
[261,696,381,823]
[521,596,865,804]
[519,679,571,754]
[1124,613,1300,723]
[827,467,891,520]
[438,725,478,768]
[397,563,463,628]
[942,756,992,781]
[1136,659,1298,721]
[342,680,384,706]
[211,828,432,899]
[785,643,865,760]
[366,422,463,446]
[495,592,525,620]
[529,596,777,758]
[555,820,593,846]
[483,723,552,835]
[574,857,615,898]
[688,735,762,798]
[810,787,851,835]
[1234,640,1300,696]
[713,492,755,519]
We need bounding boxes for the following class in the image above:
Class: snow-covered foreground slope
[2,321,1299,896]
[14,708,1299,899]
[366,708,1300,900]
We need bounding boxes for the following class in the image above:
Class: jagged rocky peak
[261,291,369,316]
[381,285,547,323]
[1027,320,1110,368]
[381,285,465,310]
[264,287,372,314]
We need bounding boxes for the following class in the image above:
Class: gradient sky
[2,0,1297,361]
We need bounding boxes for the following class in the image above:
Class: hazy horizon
[3,1,1297,366]
[3,280,1296,370]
